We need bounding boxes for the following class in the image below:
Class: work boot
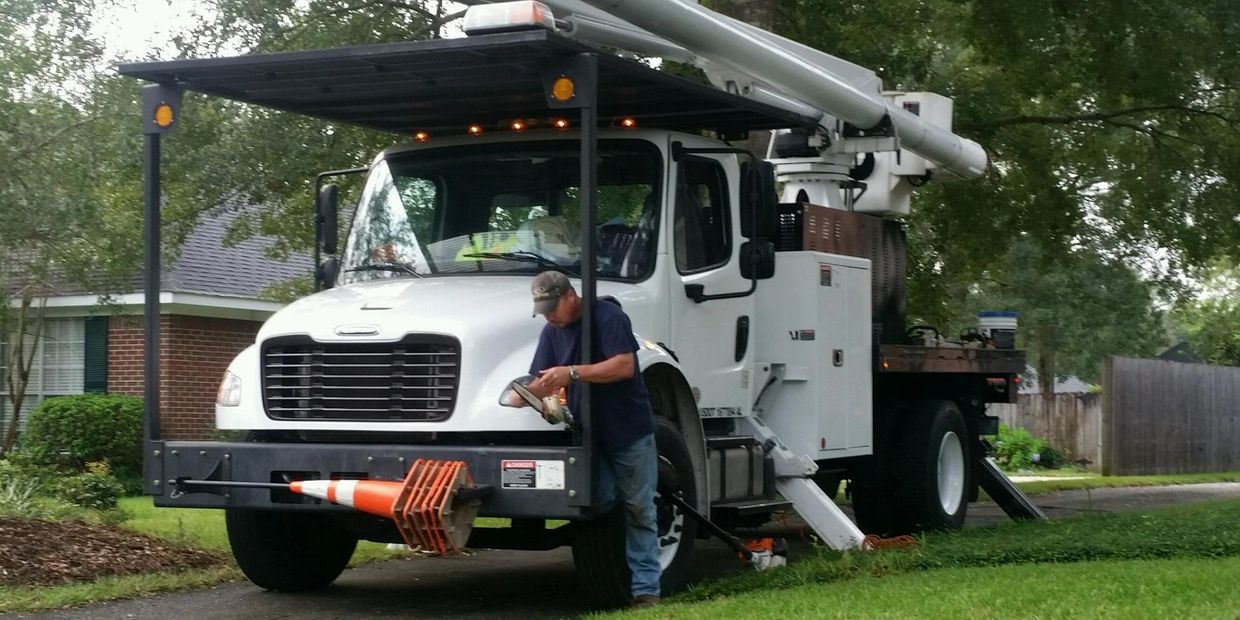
[631,594,660,608]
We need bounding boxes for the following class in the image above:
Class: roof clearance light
[463,1,556,37]
[551,76,575,102]
[511,120,526,132]
[468,124,484,136]
[554,119,570,130]
[620,117,637,129]
[414,131,430,142]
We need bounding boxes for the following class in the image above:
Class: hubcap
[937,431,965,515]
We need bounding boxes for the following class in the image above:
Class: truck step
[711,498,793,517]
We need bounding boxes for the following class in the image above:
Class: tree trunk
[1035,324,1056,421]
[2,289,47,454]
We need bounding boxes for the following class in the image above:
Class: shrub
[0,477,38,515]
[54,461,123,511]
[1036,445,1065,469]
[0,450,64,495]
[21,394,143,479]
[994,424,1047,470]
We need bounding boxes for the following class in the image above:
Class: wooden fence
[1103,356,1240,475]
[990,393,1102,471]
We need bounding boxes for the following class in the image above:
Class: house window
[0,318,87,436]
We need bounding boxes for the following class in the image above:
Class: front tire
[572,417,698,606]
[226,509,358,592]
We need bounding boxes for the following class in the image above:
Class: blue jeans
[594,433,661,598]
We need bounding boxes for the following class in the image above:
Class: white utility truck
[122,0,1035,605]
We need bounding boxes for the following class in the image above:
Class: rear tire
[226,509,357,592]
[851,400,970,534]
[901,400,970,531]
[572,417,698,607]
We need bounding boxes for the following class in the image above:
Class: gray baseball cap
[531,271,572,316]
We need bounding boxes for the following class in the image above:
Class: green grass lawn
[118,497,402,564]
[604,499,1240,619]
[623,556,1240,619]
[1014,470,1240,495]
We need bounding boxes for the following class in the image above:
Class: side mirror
[739,160,779,239]
[315,256,339,291]
[739,240,775,280]
[316,184,339,255]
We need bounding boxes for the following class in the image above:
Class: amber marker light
[468,124,484,136]
[510,120,526,132]
[554,118,570,130]
[414,131,430,142]
[154,103,175,128]
[552,76,575,102]
[620,117,637,129]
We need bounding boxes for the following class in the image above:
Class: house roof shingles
[5,208,311,301]
[165,209,311,298]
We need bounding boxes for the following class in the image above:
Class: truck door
[668,154,754,418]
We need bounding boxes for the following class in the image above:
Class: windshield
[339,140,661,285]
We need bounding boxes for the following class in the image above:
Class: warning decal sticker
[501,460,565,490]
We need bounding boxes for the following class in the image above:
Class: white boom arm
[458,0,987,180]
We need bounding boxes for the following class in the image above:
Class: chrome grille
[261,335,459,422]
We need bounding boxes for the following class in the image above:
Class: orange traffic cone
[286,460,483,556]
[289,479,406,519]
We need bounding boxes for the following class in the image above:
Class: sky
[94,1,212,62]
[95,1,470,62]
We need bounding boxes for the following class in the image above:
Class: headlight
[216,371,242,407]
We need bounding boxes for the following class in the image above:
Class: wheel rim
[654,456,685,569]
[937,431,965,515]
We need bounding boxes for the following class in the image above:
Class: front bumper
[146,440,592,519]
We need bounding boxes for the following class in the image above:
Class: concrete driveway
[9,482,1240,620]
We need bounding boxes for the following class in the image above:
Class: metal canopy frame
[129,31,810,502]
[119,30,816,136]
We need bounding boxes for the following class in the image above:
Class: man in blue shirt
[525,270,661,608]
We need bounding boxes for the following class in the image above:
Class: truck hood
[259,276,548,344]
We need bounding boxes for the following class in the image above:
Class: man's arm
[530,351,634,393]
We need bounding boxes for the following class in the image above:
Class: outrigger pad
[392,459,482,555]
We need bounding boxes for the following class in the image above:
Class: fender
[636,340,709,515]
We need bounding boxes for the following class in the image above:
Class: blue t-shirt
[529,299,656,450]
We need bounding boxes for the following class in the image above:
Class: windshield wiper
[343,262,423,278]
[463,251,577,275]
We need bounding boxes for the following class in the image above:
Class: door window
[674,157,731,273]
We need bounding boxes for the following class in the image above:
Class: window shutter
[83,317,108,393]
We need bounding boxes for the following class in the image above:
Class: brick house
[1,210,310,440]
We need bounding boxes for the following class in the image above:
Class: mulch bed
[0,516,226,587]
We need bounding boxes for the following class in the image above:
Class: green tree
[0,0,111,451]
[1175,263,1240,366]
[973,239,1165,398]
[1178,299,1240,366]
[769,0,1239,383]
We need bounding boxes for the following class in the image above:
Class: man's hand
[531,366,571,393]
